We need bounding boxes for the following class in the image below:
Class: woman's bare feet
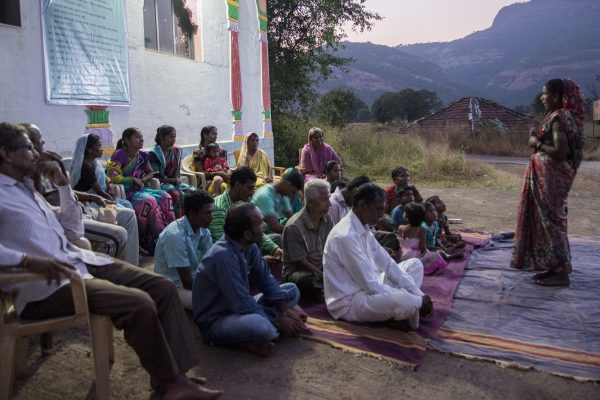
[532,270,553,280]
[534,271,570,287]
[160,375,223,400]
[239,341,275,357]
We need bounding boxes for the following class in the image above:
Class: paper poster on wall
[41,0,130,105]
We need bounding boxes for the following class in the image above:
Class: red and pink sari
[511,79,585,273]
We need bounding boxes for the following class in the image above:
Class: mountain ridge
[321,0,600,108]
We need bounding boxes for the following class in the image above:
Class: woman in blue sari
[69,133,133,209]
[149,125,195,218]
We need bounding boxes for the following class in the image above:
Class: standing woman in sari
[299,127,342,181]
[69,133,133,209]
[107,128,176,255]
[149,125,194,218]
[511,79,585,287]
[192,125,227,195]
[237,132,273,188]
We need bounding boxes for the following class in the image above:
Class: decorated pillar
[256,0,272,138]
[85,106,114,155]
[227,0,244,141]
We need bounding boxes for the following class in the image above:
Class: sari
[299,132,342,181]
[149,145,194,218]
[237,132,272,187]
[107,148,175,255]
[511,79,585,274]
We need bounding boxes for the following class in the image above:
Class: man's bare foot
[419,295,434,317]
[160,376,223,400]
[535,272,570,287]
[293,304,308,322]
[240,341,275,357]
[386,319,412,331]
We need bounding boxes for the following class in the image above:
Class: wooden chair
[0,270,113,399]
[181,153,207,190]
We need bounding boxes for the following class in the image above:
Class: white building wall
[0,0,273,163]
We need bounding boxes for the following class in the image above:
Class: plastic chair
[181,153,207,190]
[0,271,114,400]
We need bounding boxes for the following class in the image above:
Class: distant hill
[321,0,600,108]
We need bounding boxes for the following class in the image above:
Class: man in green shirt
[209,167,282,258]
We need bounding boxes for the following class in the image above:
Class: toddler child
[202,142,230,195]
[426,195,465,250]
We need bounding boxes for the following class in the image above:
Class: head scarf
[69,135,90,188]
[237,132,259,167]
[70,134,108,191]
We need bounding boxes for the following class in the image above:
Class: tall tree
[267,1,381,113]
[317,89,368,128]
[371,89,442,123]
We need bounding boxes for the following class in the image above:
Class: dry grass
[327,124,520,189]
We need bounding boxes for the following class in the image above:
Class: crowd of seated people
[1,122,466,397]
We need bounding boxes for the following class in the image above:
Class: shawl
[69,134,89,188]
[300,140,341,176]
[69,134,108,191]
[237,132,271,178]
[537,79,586,170]
[149,144,182,178]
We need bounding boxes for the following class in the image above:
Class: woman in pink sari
[511,79,585,287]
[299,127,342,181]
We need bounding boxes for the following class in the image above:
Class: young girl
[202,142,230,195]
[423,201,464,259]
[397,202,448,275]
[426,195,466,252]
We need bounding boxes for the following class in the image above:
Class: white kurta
[323,210,425,328]
[327,187,350,225]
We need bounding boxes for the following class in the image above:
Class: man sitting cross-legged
[323,183,433,330]
[0,123,222,400]
[208,166,282,259]
[282,179,333,302]
[154,190,214,311]
[193,203,306,357]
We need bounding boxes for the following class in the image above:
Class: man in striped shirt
[208,166,283,259]
[0,123,222,399]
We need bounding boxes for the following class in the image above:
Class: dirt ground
[12,164,600,400]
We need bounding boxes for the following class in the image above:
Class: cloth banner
[41,0,130,105]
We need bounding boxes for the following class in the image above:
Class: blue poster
[41,0,130,105]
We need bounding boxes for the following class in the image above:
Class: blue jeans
[204,283,300,345]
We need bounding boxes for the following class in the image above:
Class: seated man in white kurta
[323,183,433,329]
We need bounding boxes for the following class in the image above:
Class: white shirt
[0,174,112,314]
[323,210,424,319]
[328,187,350,225]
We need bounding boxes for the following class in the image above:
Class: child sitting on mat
[397,202,448,275]
[423,200,465,258]
[390,187,415,231]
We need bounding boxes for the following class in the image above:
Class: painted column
[85,106,114,155]
[227,0,244,141]
[256,0,272,138]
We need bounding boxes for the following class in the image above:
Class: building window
[144,0,195,59]
[0,0,21,27]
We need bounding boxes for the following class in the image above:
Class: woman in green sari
[149,125,195,218]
